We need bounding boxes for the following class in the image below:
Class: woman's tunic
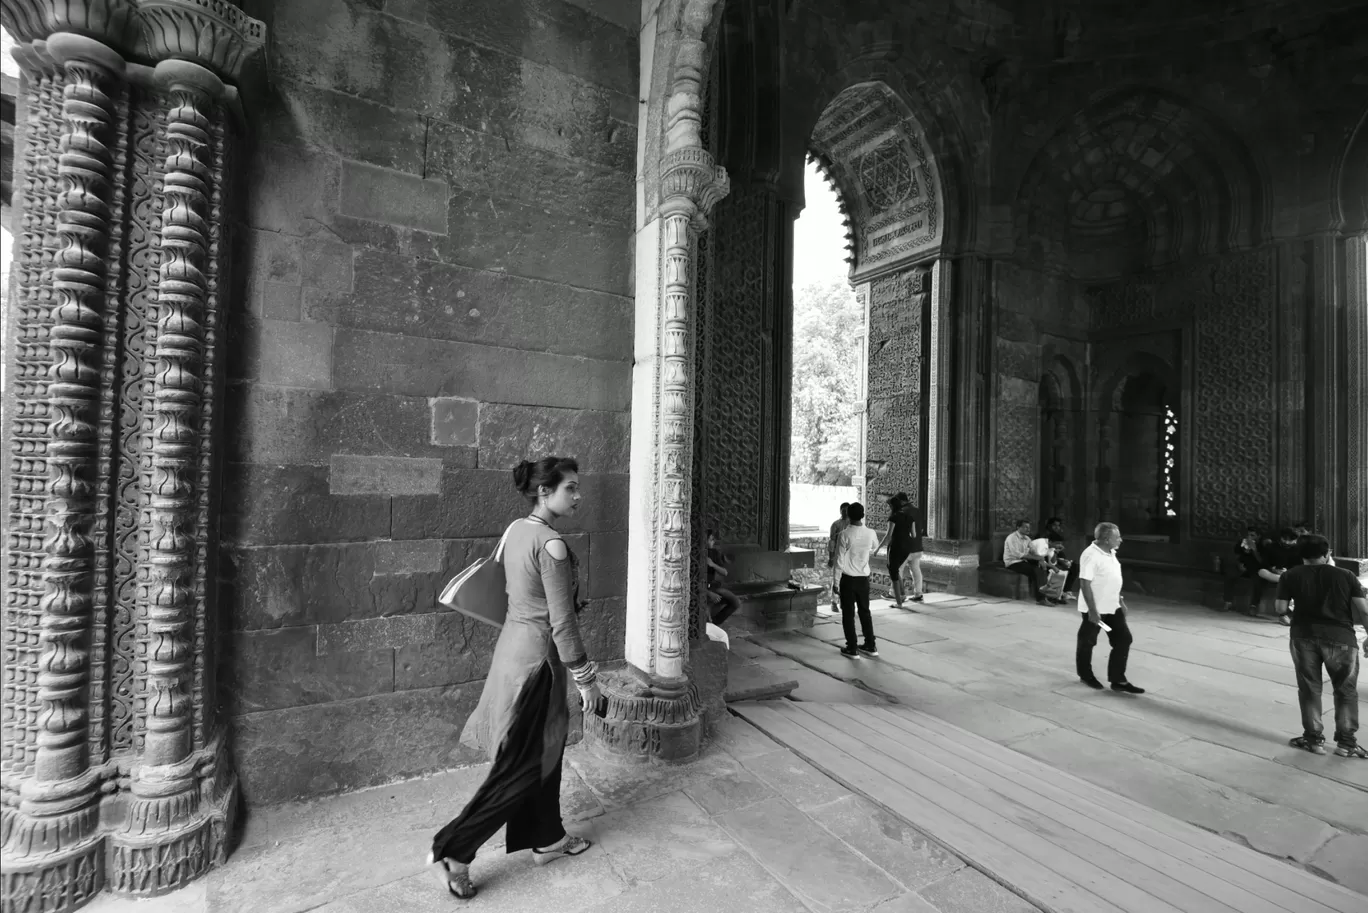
[460,519,586,779]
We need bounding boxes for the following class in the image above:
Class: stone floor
[759,591,1368,897]
[84,713,1039,913]
[82,590,1366,912]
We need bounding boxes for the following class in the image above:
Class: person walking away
[429,456,601,899]
[1275,534,1368,758]
[705,528,741,627]
[1077,522,1145,693]
[1004,519,1049,605]
[879,493,923,606]
[828,502,850,605]
[834,502,881,657]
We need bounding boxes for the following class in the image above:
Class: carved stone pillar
[1,3,262,910]
[1345,236,1368,560]
[599,147,726,763]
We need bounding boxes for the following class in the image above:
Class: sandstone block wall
[227,0,638,805]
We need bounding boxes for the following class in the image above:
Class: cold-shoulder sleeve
[539,538,587,667]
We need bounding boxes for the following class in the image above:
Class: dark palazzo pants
[431,663,566,865]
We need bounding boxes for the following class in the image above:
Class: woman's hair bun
[512,460,533,492]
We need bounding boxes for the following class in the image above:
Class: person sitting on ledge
[706,529,741,627]
[1231,525,1283,618]
[1004,519,1048,605]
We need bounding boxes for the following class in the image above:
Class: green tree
[790,277,861,485]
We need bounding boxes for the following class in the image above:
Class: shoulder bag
[438,522,517,628]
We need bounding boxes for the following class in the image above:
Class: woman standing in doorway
[428,456,601,900]
[880,492,925,606]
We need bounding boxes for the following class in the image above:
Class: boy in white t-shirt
[1076,522,1145,694]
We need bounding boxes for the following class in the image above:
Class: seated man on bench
[1004,519,1049,606]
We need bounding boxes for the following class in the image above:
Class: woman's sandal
[533,834,592,866]
[1334,743,1368,759]
[427,852,477,900]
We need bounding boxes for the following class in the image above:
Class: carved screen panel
[701,185,771,545]
[865,268,926,512]
[1192,251,1276,538]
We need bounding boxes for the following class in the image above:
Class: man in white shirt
[1076,522,1144,693]
[834,502,881,658]
[1003,519,1049,605]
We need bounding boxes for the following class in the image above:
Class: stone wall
[225,0,638,804]
[865,264,931,510]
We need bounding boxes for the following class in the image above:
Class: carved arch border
[801,57,979,270]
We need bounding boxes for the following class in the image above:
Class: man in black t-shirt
[1275,535,1368,759]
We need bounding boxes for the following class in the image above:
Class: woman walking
[428,456,601,899]
[879,492,924,606]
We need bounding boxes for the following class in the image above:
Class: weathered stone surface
[390,468,629,539]
[423,0,635,91]
[560,0,638,31]
[331,327,631,409]
[222,539,486,629]
[587,530,628,598]
[372,539,447,576]
[339,160,450,234]
[393,611,503,690]
[918,868,1038,913]
[253,319,334,390]
[443,189,632,295]
[270,1,635,170]
[226,387,475,465]
[738,750,852,813]
[810,794,965,891]
[219,463,391,546]
[430,397,478,447]
[479,404,631,475]
[578,596,626,662]
[303,239,355,292]
[330,454,444,495]
[260,281,303,321]
[255,78,428,175]
[715,796,901,910]
[231,684,485,805]
[425,119,632,224]
[303,248,633,361]
[245,142,340,236]
[244,228,302,285]
[224,626,395,714]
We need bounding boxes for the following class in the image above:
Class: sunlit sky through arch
[793,160,851,290]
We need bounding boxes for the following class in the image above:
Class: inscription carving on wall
[866,268,926,509]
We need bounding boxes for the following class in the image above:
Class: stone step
[724,654,800,703]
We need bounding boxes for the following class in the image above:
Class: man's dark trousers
[839,574,875,650]
[1076,609,1133,683]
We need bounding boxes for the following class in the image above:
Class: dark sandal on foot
[429,854,477,899]
[533,834,592,865]
[1289,736,1326,755]
[1334,743,1367,759]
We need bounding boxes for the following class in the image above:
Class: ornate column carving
[1,3,262,909]
[599,0,728,762]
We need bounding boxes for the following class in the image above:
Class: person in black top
[878,493,923,607]
[1275,535,1368,758]
[1231,526,1281,616]
[705,529,741,627]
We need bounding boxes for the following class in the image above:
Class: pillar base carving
[0,742,236,910]
[583,663,703,763]
[921,539,989,596]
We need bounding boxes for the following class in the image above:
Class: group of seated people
[1225,521,1312,622]
[1003,517,1079,605]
